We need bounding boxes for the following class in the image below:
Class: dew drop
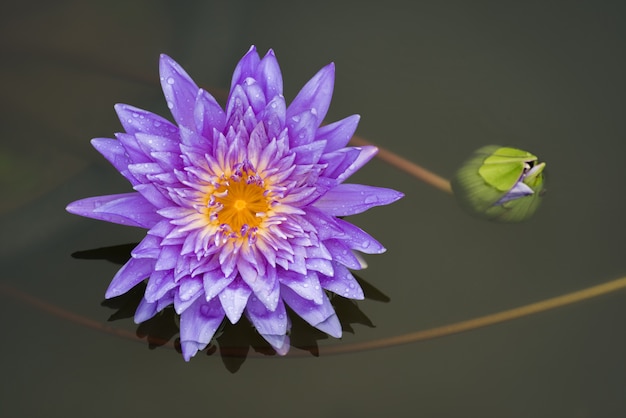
[167,77,175,85]
[200,305,211,316]
[167,101,174,109]
[364,195,377,204]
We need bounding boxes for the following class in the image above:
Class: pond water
[1,2,624,417]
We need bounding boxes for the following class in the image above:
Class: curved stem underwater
[2,276,625,357]
[349,135,453,194]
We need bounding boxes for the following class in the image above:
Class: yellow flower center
[209,169,270,237]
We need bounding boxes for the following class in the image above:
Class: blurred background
[1,1,624,417]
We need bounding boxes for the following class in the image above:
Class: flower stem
[322,275,626,355]
[350,135,453,194]
[3,275,625,357]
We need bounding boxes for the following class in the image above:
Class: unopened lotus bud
[451,145,546,222]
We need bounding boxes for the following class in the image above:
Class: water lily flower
[67,46,403,360]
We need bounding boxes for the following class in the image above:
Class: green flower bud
[451,145,546,222]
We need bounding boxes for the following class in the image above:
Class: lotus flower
[67,46,403,360]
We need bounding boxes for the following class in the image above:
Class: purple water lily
[67,46,403,360]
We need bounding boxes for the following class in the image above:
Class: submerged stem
[322,276,626,355]
[350,135,453,194]
[2,276,625,357]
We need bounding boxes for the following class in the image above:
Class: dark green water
[1,1,624,417]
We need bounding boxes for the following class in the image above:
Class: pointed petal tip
[65,201,78,214]
[159,53,173,64]
[260,333,290,355]
[104,286,121,300]
[315,314,342,338]
[180,341,200,361]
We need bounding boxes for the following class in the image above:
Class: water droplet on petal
[167,101,174,109]
[167,77,175,85]
[364,195,377,204]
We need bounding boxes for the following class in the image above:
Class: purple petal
[114,104,179,139]
[257,49,283,100]
[105,257,155,298]
[90,138,137,185]
[305,257,334,277]
[202,268,235,300]
[194,89,226,138]
[316,114,360,152]
[303,207,345,240]
[230,45,260,91]
[127,162,163,184]
[313,184,404,216]
[66,193,160,228]
[134,133,180,154]
[291,138,326,164]
[281,286,342,337]
[241,77,266,114]
[319,263,364,299]
[288,109,318,147]
[179,297,225,361]
[131,235,161,259]
[133,183,172,209]
[155,245,182,271]
[145,270,177,303]
[218,278,252,323]
[134,297,158,323]
[115,133,151,164]
[251,267,280,311]
[279,271,324,304]
[333,146,378,184]
[335,218,386,254]
[159,54,199,129]
[245,296,288,345]
[496,181,535,205]
[259,96,286,140]
[324,239,362,270]
[287,63,334,128]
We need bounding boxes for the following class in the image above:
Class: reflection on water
[73,243,385,372]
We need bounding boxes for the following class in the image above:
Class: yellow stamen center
[212,171,269,236]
